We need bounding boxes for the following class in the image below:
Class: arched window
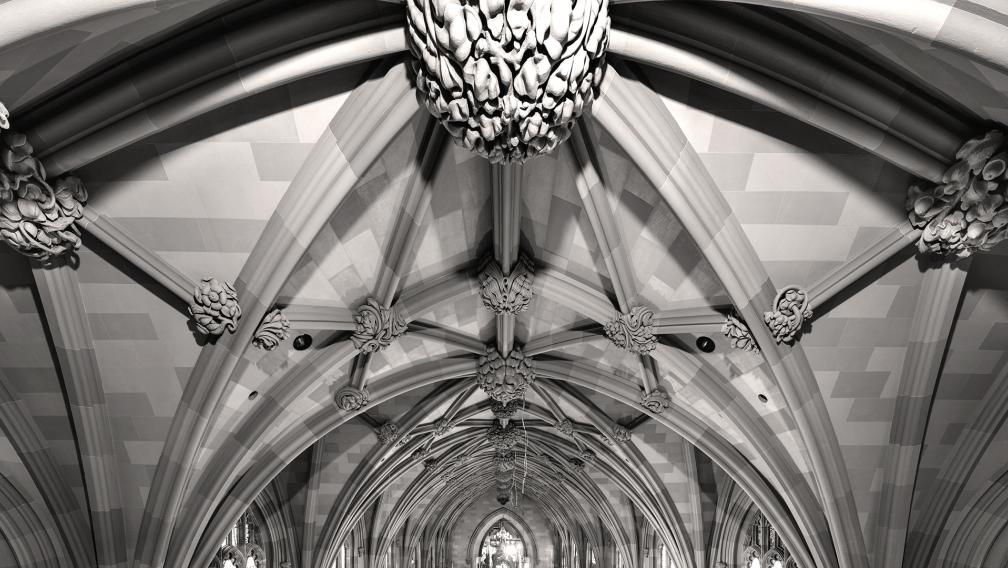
[478,523,527,568]
[210,509,266,568]
[742,512,792,568]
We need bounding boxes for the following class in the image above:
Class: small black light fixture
[293,334,313,351]
[757,394,768,403]
[695,336,716,353]
[248,391,259,401]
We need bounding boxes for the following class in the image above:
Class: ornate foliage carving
[555,418,574,436]
[494,451,516,471]
[434,418,453,437]
[487,421,521,454]
[253,308,290,351]
[377,422,400,445]
[640,388,671,414]
[411,446,431,461]
[604,306,657,354]
[479,253,534,313]
[579,448,595,463]
[491,399,521,421]
[0,127,88,262]
[907,130,1008,257]
[610,423,630,444]
[351,298,407,353]
[334,386,370,411]
[476,346,534,403]
[0,103,8,130]
[423,457,439,469]
[763,286,812,344]
[722,313,759,353]
[190,278,242,336]
[405,0,610,163]
[567,457,585,471]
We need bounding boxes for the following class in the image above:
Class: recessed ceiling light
[293,334,313,350]
[696,336,716,353]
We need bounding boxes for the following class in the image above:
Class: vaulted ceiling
[0,2,1007,568]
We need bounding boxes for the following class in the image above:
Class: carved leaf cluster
[479,254,535,313]
[604,306,657,354]
[433,418,453,437]
[406,0,610,163]
[190,278,242,336]
[722,313,759,353]
[476,346,534,403]
[610,423,630,444]
[351,298,407,353]
[763,286,811,344]
[334,386,370,411]
[487,421,521,454]
[491,399,521,421]
[253,308,290,351]
[555,418,574,436]
[0,129,88,262]
[907,130,1008,257]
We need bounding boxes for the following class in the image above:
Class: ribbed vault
[0,2,1007,568]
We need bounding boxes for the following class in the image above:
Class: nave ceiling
[0,1,1007,568]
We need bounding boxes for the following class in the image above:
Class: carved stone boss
[907,130,1008,258]
[0,107,88,262]
[479,253,535,314]
[406,0,610,163]
[477,345,534,403]
[763,286,811,344]
[605,305,657,354]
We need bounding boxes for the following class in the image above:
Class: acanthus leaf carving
[253,308,290,351]
[907,130,1008,258]
[351,298,407,354]
[189,277,242,336]
[723,313,759,353]
[605,306,657,354]
[479,253,535,314]
[763,286,812,344]
[0,125,88,262]
[640,388,671,414]
[334,386,370,411]
[491,399,521,422]
[406,0,610,163]
[476,345,534,404]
